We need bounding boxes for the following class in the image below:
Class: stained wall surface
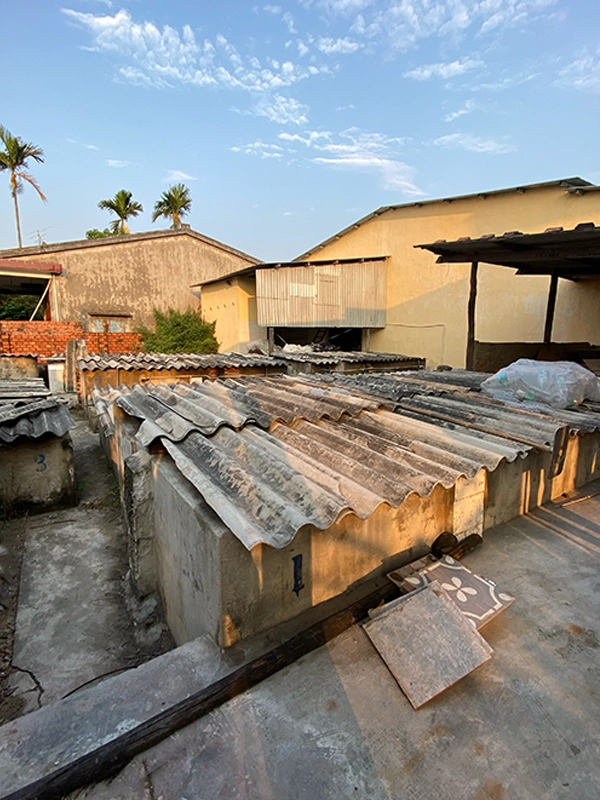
[0,230,258,330]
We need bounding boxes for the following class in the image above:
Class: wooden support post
[267,326,274,355]
[543,273,558,345]
[466,261,478,370]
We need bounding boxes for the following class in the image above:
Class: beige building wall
[203,276,265,352]
[0,230,258,330]
[301,185,600,367]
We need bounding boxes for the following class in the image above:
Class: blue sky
[1,0,598,260]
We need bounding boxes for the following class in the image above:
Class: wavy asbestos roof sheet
[160,407,528,550]
[315,371,600,444]
[0,378,50,401]
[0,396,73,443]
[96,376,535,550]
[78,352,284,372]
[77,350,422,372]
[100,376,386,446]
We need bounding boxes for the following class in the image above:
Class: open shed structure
[417,223,600,371]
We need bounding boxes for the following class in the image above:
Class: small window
[88,314,131,333]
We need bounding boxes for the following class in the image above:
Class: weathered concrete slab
[69,491,600,800]
[3,488,600,800]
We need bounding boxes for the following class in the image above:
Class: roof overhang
[194,256,389,289]
[415,222,600,280]
[0,260,62,295]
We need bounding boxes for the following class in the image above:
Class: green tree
[0,126,46,249]
[98,189,143,235]
[138,308,218,354]
[85,227,115,239]
[152,183,192,229]
[0,294,44,320]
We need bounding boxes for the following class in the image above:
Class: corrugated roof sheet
[0,378,50,401]
[314,371,600,443]
[0,396,73,443]
[78,352,284,372]
[78,350,423,372]
[94,376,388,445]
[95,376,545,551]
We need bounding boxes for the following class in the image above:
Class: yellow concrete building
[299,177,600,368]
[202,178,600,368]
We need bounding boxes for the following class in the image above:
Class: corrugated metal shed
[256,261,387,328]
[95,376,548,551]
[0,396,73,443]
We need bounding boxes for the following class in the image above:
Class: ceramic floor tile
[363,581,493,709]
[388,555,514,630]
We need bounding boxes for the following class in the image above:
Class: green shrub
[138,308,219,354]
[0,294,44,320]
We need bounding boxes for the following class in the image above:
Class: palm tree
[98,189,143,235]
[0,126,46,249]
[152,183,192,229]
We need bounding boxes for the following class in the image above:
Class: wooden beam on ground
[4,579,398,800]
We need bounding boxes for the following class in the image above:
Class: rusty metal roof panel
[0,396,73,443]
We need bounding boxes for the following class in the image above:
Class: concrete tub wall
[484,432,600,530]
[0,434,77,515]
[152,457,224,646]
[0,356,39,379]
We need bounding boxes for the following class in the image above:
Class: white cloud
[62,8,330,124]
[279,131,332,146]
[404,58,482,80]
[433,133,515,154]
[252,95,309,125]
[239,125,422,194]
[315,36,362,55]
[557,48,600,93]
[444,99,477,122]
[67,137,99,150]
[231,141,285,159]
[282,12,297,33]
[106,159,130,167]
[263,4,282,13]
[164,170,197,182]
[340,0,558,52]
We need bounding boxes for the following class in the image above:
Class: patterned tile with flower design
[388,555,514,630]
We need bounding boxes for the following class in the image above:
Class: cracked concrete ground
[0,410,173,723]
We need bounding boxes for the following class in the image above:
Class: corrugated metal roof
[95,375,543,551]
[0,396,73,443]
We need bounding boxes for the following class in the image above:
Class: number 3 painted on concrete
[35,454,47,472]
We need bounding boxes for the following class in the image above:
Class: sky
[1,0,599,260]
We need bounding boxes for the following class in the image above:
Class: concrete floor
[59,484,600,800]
[1,413,172,721]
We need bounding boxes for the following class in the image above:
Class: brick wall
[0,321,142,361]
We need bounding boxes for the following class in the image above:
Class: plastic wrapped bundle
[481,359,600,409]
